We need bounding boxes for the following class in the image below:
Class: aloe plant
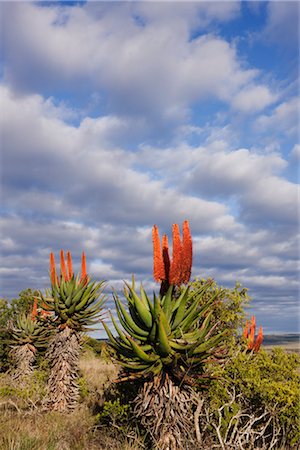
[41,250,105,411]
[105,221,227,450]
[8,299,52,381]
[242,315,263,352]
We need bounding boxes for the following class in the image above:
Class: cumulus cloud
[0,2,298,333]
[232,85,277,113]
[1,1,274,126]
[254,97,299,136]
[290,144,300,161]
[138,141,296,229]
[263,1,299,49]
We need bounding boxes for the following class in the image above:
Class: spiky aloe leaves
[8,313,52,382]
[8,313,52,349]
[105,280,227,383]
[42,251,106,331]
[42,276,106,331]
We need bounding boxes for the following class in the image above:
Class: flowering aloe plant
[243,315,263,352]
[104,220,227,449]
[41,250,105,411]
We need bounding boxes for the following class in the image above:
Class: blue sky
[1,1,299,336]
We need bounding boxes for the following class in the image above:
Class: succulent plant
[9,299,52,381]
[105,221,227,449]
[41,250,105,411]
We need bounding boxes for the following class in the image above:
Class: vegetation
[40,250,106,411]
[0,220,299,449]
[105,222,229,449]
[7,303,52,382]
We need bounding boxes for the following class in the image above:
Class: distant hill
[262,334,300,353]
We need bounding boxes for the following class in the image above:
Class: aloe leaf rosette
[104,221,227,385]
[41,251,106,332]
[8,299,52,381]
[105,280,226,384]
[10,313,52,349]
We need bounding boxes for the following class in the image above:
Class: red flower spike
[169,223,183,286]
[31,298,38,321]
[67,251,73,280]
[162,234,170,282]
[181,220,192,284]
[80,252,88,285]
[242,320,249,339]
[253,326,263,352]
[152,225,165,282]
[60,250,68,281]
[50,252,58,285]
[248,315,256,350]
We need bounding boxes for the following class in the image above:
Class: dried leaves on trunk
[133,373,199,450]
[10,343,36,382]
[44,326,81,412]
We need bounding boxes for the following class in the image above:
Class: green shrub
[203,348,300,448]
[78,376,90,399]
[98,398,131,425]
[82,336,105,357]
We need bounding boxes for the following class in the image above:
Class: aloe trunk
[10,343,36,382]
[134,373,198,450]
[44,326,81,411]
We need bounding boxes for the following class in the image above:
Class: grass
[1,340,298,450]
[0,351,144,450]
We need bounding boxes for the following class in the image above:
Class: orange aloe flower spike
[181,220,192,284]
[80,252,88,285]
[242,320,249,339]
[50,252,58,285]
[31,298,38,320]
[254,326,263,352]
[248,315,256,350]
[60,250,68,281]
[67,251,73,280]
[169,223,183,286]
[152,225,165,282]
[162,234,170,282]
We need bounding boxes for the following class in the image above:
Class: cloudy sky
[1,1,299,336]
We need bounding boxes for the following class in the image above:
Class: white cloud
[232,85,277,113]
[291,144,300,161]
[1,2,274,121]
[0,2,298,333]
[1,84,241,237]
[263,1,299,48]
[254,97,299,136]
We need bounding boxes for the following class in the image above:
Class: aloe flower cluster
[153,220,192,295]
[50,250,88,287]
[243,315,263,352]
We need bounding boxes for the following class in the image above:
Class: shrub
[198,348,300,449]
[82,336,105,357]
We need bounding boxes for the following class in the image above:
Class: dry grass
[79,349,118,395]
[0,352,144,450]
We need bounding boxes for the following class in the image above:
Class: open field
[0,342,299,450]
[0,353,144,450]
[262,334,300,354]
